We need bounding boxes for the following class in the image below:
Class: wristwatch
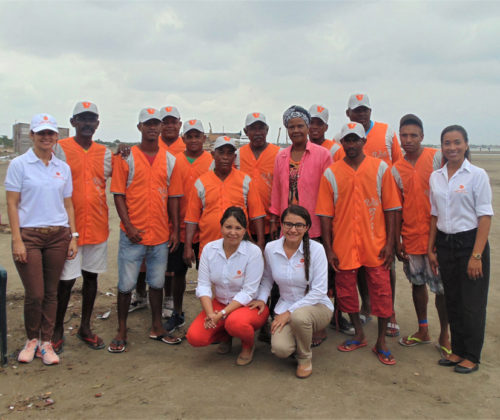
[471,253,482,260]
[71,232,80,238]
[220,309,227,319]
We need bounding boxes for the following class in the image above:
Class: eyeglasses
[282,221,307,230]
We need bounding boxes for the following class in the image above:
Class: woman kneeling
[186,206,269,365]
[250,205,333,378]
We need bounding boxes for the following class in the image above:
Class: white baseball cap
[73,101,99,116]
[138,108,161,123]
[159,106,181,120]
[30,113,58,133]
[182,119,204,135]
[309,104,329,124]
[213,136,236,150]
[340,122,366,140]
[347,93,371,110]
[245,112,267,127]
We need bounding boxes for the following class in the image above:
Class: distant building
[13,123,70,154]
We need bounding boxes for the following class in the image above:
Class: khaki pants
[271,304,332,365]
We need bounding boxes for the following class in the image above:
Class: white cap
[138,108,161,123]
[347,93,371,110]
[213,136,236,150]
[182,119,204,135]
[308,104,329,124]
[30,113,58,133]
[73,101,99,116]
[159,106,181,120]
[245,112,267,127]
[340,122,366,139]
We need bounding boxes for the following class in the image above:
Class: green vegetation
[0,135,13,148]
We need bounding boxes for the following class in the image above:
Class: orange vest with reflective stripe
[159,136,185,155]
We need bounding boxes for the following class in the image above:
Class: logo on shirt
[53,171,64,180]
[364,197,380,238]
[454,184,468,194]
[233,270,243,280]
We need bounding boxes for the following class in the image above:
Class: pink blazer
[270,141,333,238]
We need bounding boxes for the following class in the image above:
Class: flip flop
[77,333,105,350]
[52,336,65,354]
[149,334,182,345]
[398,334,432,347]
[386,322,400,337]
[311,335,327,348]
[435,342,452,358]
[107,339,127,353]
[337,339,368,352]
[372,347,396,365]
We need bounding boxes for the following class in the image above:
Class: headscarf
[282,105,311,128]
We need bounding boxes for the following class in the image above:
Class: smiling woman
[4,113,77,366]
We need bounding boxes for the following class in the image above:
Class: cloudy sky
[1,0,499,145]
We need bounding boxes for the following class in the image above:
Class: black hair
[220,206,251,241]
[281,205,312,294]
[440,125,471,163]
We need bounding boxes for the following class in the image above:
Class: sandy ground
[0,154,500,419]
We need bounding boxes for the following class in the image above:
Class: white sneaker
[39,341,60,365]
[18,338,39,363]
[128,290,148,313]
[162,296,174,319]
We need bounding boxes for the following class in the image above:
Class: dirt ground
[0,154,499,419]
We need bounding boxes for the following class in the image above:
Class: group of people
[5,93,492,378]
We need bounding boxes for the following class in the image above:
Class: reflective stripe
[323,167,338,205]
[391,166,403,192]
[103,148,112,179]
[234,149,241,169]
[385,127,394,161]
[433,150,442,170]
[166,151,176,187]
[242,174,251,208]
[376,160,389,201]
[330,143,341,158]
[126,154,135,188]
[53,142,67,162]
[194,178,206,209]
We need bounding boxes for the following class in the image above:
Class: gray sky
[1,0,499,145]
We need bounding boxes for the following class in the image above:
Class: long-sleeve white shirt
[195,238,264,305]
[256,237,334,314]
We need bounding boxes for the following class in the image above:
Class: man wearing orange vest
[52,101,111,352]
[337,93,403,336]
[163,119,213,333]
[109,108,182,353]
[317,122,401,365]
[183,136,266,266]
[392,114,450,356]
[308,104,342,160]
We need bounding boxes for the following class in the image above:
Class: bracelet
[220,309,227,319]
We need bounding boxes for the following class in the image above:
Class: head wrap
[283,105,311,128]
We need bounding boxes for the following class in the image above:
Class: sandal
[108,338,127,353]
[149,334,182,345]
[77,333,105,350]
[386,322,400,337]
[372,347,396,365]
[337,339,367,352]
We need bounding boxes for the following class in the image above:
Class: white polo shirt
[256,237,334,314]
[195,238,264,306]
[4,148,73,228]
[430,159,493,234]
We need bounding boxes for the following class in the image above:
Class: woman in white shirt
[250,205,333,379]
[5,114,78,366]
[428,125,493,374]
[186,206,269,365]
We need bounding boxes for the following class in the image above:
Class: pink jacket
[270,141,333,238]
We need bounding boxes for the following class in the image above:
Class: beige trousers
[271,304,332,365]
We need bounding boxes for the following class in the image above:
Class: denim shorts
[117,230,168,293]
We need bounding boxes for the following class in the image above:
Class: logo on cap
[82,102,91,109]
[165,107,172,112]
[459,185,464,189]
[348,123,357,129]
[43,116,49,121]
[224,136,230,141]
[317,106,325,113]
[147,108,155,114]
[189,120,196,125]
[252,113,260,118]
[356,94,364,101]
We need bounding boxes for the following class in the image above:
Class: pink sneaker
[39,341,60,365]
[18,338,39,363]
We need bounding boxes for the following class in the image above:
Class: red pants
[186,299,269,350]
[335,265,392,318]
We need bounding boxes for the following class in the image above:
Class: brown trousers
[14,227,70,341]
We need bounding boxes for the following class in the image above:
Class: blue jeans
[117,230,168,293]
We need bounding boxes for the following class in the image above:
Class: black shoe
[438,358,460,366]
[338,316,355,336]
[454,364,479,374]
[163,311,185,333]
